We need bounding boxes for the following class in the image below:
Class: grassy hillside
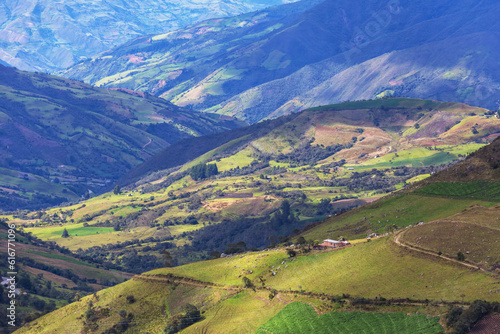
[13,235,499,333]
[0,65,242,210]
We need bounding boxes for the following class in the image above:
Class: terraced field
[256,302,443,334]
[416,181,500,201]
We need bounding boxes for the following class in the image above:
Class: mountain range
[63,0,500,123]
[0,0,299,71]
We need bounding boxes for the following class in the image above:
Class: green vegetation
[189,163,219,181]
[256,302,443,334]
[11,112,500,334]
[302,193,496,241]
[416,181,500,200]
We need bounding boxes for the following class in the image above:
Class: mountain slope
[63,0,500,122]
[0,65,243,210]
[300,138,500,263]
[0,0,300,72]
[272,32,500,118]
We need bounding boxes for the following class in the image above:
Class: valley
[6,98,499,269]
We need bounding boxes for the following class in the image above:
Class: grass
[416,182,500,201]
[256,302,443,334]
[215,146,255,171]
[183,290,287,334]
[149,237,499,302]
[15,278,174,334]
[354,151,456,169]
[301,194,496,241]
[264,238,498,302]
[24,250,96,268]
[146,250,286,286]
[25,223,114,240]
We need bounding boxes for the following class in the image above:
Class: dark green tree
[162,250,174,267]
[61,228,69,238]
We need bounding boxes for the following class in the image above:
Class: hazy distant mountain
[0,0,299,71]
[64,0,500,122]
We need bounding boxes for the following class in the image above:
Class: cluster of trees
[0,192,68,211]
[165,304,202,334]
[75,237,174,273]
[270,200,296,228]
[189,200,308,254]
[189,163,218,181]
[276,142,351,167]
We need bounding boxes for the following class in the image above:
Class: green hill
[0,65,242,210]
[12,231,499,333]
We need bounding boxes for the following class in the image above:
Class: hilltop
[12,137,500,333]
[0,65,243,210]
[63,0,500,122]
[0,0,298,72]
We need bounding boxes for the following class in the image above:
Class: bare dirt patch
[204,196,280,216]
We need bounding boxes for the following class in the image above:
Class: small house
[318,239,351,249]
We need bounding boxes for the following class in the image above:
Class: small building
[318,239,351,249]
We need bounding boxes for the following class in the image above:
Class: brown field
[401,220,500,266]
[21,265,77,288]
[440,205,500,229]
[204,195,280,216]
[470,314,500,334]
